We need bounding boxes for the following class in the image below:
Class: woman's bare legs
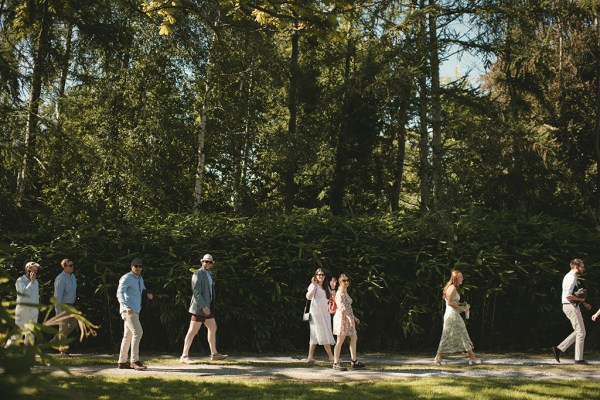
[349,335,358,361]
[333,334,345,364]
[324,344,334,362]
[307,344,317,362]
[467,350,479,362]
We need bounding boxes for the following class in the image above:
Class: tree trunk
[503,18,525,208]
[16,0,51,206]
[193,58,212,213]
[330,38,353,216]
[51,22,74,178]
[390,95,410,212]
[283,20,300,213]
[56,23,73,121]
[193,11,221,213]
[234,66,253,214]
[417,0,431,213]
[429,0,442,206]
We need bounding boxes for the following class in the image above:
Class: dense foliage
[2,0,600,357]
[2,211,599,354]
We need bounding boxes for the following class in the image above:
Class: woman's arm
[306,280,318,300]
[446,286,467,312]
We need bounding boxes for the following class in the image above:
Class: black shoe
[117,362,132,369]
[60,351,71,357]
[351,360,365,369]
[552,346,561,363]
[574,360,589,365]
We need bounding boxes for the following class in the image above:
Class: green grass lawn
[24,354,600,399]
[38,375,600,400]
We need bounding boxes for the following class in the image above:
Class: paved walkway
[46,354,600,382]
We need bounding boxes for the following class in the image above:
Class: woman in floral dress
[306,268,336,362]
[434,270,481,365]
[332,273,365,371]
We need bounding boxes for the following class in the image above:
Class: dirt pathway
[45,354,600,382]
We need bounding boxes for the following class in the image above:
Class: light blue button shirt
[116,272,147,314]
[54,271,77,314]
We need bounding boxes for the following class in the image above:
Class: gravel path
[45,354,600,382]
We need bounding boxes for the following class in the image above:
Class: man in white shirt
[552,258,590,364]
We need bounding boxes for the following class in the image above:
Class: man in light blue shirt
[52,258,78,355]
[116,258,153,370]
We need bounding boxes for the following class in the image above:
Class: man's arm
[54,275,66,314]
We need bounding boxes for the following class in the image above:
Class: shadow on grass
[40,376,600,400]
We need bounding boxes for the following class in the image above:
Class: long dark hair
[314,268,332,299]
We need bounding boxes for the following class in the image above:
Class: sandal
[351,359,365,369]
[332,362,347,371]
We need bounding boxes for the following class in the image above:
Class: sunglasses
[341,279,349,282]
[202,260,213,264]
[316,273,325,276]
[133,265,143,268]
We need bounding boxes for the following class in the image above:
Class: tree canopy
[2,0,600,356]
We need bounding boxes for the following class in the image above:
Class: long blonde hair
[442,270,462,299]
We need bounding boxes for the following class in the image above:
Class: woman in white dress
[306,268,336,363]
[434,270,481,365]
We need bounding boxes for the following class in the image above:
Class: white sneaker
[180,356,197,365]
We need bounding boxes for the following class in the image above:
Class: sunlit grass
[47,352,600,373]
[41,375,600,400]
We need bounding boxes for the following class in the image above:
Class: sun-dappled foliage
[1,211,599,354]
[2,0,600,365]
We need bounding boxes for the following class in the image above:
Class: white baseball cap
[201,254,214,262]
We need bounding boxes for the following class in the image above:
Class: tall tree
[16,0,51,206]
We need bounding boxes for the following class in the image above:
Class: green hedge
[1,210,599,354]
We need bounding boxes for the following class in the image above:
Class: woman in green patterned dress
[434,270,481,365]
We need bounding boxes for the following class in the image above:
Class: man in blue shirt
[52,258,78,356]
[116,258,153,370]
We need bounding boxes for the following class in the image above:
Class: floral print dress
[333,288,356,337]
[437,286,474,353]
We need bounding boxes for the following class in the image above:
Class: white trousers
[6,306,39,346]
[118,312,144,363]
[558,304,586,361]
